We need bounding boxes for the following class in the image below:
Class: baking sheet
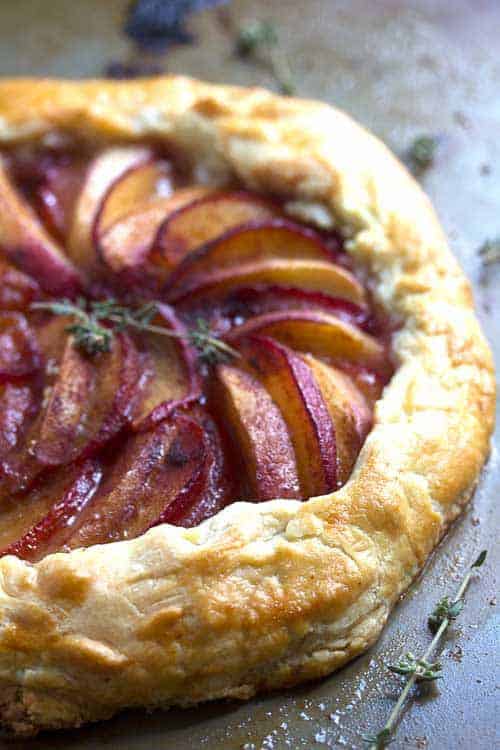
[0,1,498,748]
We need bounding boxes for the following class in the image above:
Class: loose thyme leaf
[235,20,278,56]
[235,19,295,95]
[406,135,438,175]
[478,239,500,267]
[472,549,487,567]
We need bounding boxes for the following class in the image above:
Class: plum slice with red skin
[225,309,389,375]
[236,335,337,497]
[0,325,141,501]
[0,317,70,497]
[177,285,371,334]
[0,459,102,562]
[167,258,366,308]
[66,146,153,275]
[0,260,40,311]
[155,191,279,270]
[34,158,87,241]
[131,303,201,432]
[93,159,173,239]
[6,149,87,242]
[214,363,301,501]
[0,312,41,381]
[0,160,83,297]
[96,187,211,296]
[63,414,210,548]
[0,382,38,459]
[35,331,142,466]
[166,219,336,290]
[304,355,372,486]
[172,408,234,528]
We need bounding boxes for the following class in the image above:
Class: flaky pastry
[0,77,495,735]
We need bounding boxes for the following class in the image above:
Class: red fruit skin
[0,459,102,562]
[66,146,153,277]
[131,303,202,432]
[177,285,371,335]
[214,364,302,501]
[0,260,40,311]
[152,424,211,527]
[157,409,234,527]
[86,332,144,452]
[237,335,338,497]
[0,382,38,459]
[33,332,142,467]
[35,161,86,242]
[165,217,332,291]
[0,312,41,381]
[0,162,83,297]
[155,191,280,270]
[63,415,209,548]
[33,338,95,466]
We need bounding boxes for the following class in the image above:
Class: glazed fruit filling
[0,144,394,561]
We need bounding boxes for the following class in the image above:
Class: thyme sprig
[235,20,295,95]
[31,299,239,365]
[363,549,487,749]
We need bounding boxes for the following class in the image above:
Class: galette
[0,77,494,735]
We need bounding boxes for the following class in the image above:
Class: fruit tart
[0,77,494,735]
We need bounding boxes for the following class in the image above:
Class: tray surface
[0,1,498,748]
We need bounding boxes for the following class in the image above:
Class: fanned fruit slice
[0,459,102,563]
[0,259,40,311]
[93,159,173,237]
[168,258,365,306]
[34,332,141,466]
[167,219,334,287]
[0,316,70,498]
[0,160,83,296]
[226,310,388,373]
[66,146,153,274]
[155,191,279,269]
[235,335,337,497]
[177,286,370,335]
[214,363,301,500]
[0,382,38,460]
[0,312,40,380]
[97,187,209,285]
[131,304,201,431]
[304,355,372,485]
[175,408,233,527]
[62,414,211,549]
[32,156,87,242]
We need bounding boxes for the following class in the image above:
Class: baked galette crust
[0,77,495,734]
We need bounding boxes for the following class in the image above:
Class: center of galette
[0,144,394,562]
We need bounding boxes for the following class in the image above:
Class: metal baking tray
[0,1,498,748]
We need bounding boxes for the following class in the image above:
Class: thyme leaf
[387,653,442,682]
[478,237,500,267]
[406,135,439,175]
[235,20,296,95]
[31,299,239,365]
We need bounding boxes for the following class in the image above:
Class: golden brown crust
[0,77,495,734]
